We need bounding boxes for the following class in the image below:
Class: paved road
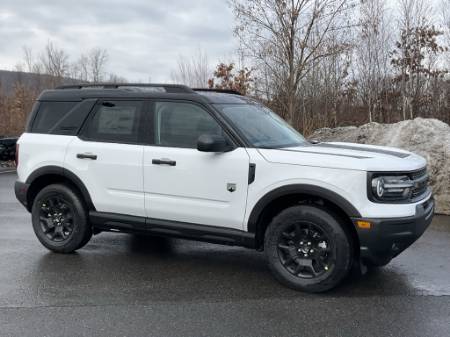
[0,171,449,337]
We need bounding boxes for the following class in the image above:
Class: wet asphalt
[0,171,449,337]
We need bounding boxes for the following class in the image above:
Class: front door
[143,101,250,230]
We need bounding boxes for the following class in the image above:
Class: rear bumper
[15,180,30,210]
[353,197,434,266]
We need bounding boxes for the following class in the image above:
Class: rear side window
[82,101,144,143]
[31,102,78,134]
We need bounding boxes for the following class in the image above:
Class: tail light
[15,143,19,167]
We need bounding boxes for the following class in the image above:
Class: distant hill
[0,70,77,95]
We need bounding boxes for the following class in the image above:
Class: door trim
[90,211,256,248]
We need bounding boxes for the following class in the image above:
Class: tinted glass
[154,102,222,148]
[25,101,40,132]
[49,99,96,135]
[31,101,78,133]
[84,101,143,143]
[215,103,306,148]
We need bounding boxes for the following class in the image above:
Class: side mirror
[197,134,231,153]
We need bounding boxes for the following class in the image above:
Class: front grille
[408,168,429,200]
[410,168,427,180]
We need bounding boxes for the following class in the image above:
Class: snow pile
[311,118,450,215]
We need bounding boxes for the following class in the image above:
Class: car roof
[195,91,258,104]
[37,84,252,105]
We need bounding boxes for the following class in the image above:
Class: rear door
[64,100,146,217]
[143,101,250,230]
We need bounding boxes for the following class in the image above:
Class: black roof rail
[55,83,195,94]
[193,88,242,96]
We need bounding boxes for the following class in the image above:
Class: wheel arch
[25,165,95,212]
[247,184,362,250]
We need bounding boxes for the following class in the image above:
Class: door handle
[77,153,97,160]
[152,159,176,166]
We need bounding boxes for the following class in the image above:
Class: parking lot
[0,170,449,337]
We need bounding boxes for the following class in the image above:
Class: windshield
[214,103,307,148]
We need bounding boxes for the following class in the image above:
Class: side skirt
[89,211,256,249]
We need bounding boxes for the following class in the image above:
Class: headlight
[370,175,414,201]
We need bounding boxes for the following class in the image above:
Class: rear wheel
[31,184,92,253]
[264,205,353,293]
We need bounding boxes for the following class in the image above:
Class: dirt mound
[311,118,450,215]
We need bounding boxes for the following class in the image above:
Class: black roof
[38,83,252,104]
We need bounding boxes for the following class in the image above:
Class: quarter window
[154,102,223,148]
[83,101,143,143]
[31,101,78,134]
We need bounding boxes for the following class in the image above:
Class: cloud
[0,0,237,82]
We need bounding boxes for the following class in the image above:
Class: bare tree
[395,0,428,120]
[39,41,69,86]
[442,0,450,67]
[356,0,391,123]
[294,20,353,132]
[106,73,128,83]
[20,46,43,75]
[23,46,34,73]
[70,48,108,83]
[392,0,448,120]
[71,54,90,82]
[231,0,355,126]
[171,49,211,87]
[89,48,108,83]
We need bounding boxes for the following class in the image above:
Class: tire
[31,184,92,253]
[264,205,353,293]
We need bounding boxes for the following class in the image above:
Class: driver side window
[154,101,223,148]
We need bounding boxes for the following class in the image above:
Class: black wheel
[264,205,353,293]
[31,184,92,253]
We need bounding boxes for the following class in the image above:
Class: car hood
[258,142,426,172]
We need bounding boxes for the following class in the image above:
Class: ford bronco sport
[14,84,434,292]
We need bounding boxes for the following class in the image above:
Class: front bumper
[353,197,434,266]
[15,181,30,210]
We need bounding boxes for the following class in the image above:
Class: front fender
[246,183,362,233]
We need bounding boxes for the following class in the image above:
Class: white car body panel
[16,133,73,182]
[143,146,250,229]
[17,134,429,230]
[259,142,426,172]
[244,148,430,226]
[64,137,145,217]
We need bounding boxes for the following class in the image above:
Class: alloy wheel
[276,221,334,279]
[38,196,75,242]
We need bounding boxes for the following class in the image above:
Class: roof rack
[56,83,194,94]
[193,88,242,96]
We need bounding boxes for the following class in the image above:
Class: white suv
[14,84,434,292]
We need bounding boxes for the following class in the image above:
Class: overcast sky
[0,0,445,83]
[0,0,237,82]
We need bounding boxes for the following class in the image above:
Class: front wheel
[264,205,353,293]
[31,184,92,253]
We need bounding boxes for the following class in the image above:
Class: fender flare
[247,184,362,233]
[26,165,95,210]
